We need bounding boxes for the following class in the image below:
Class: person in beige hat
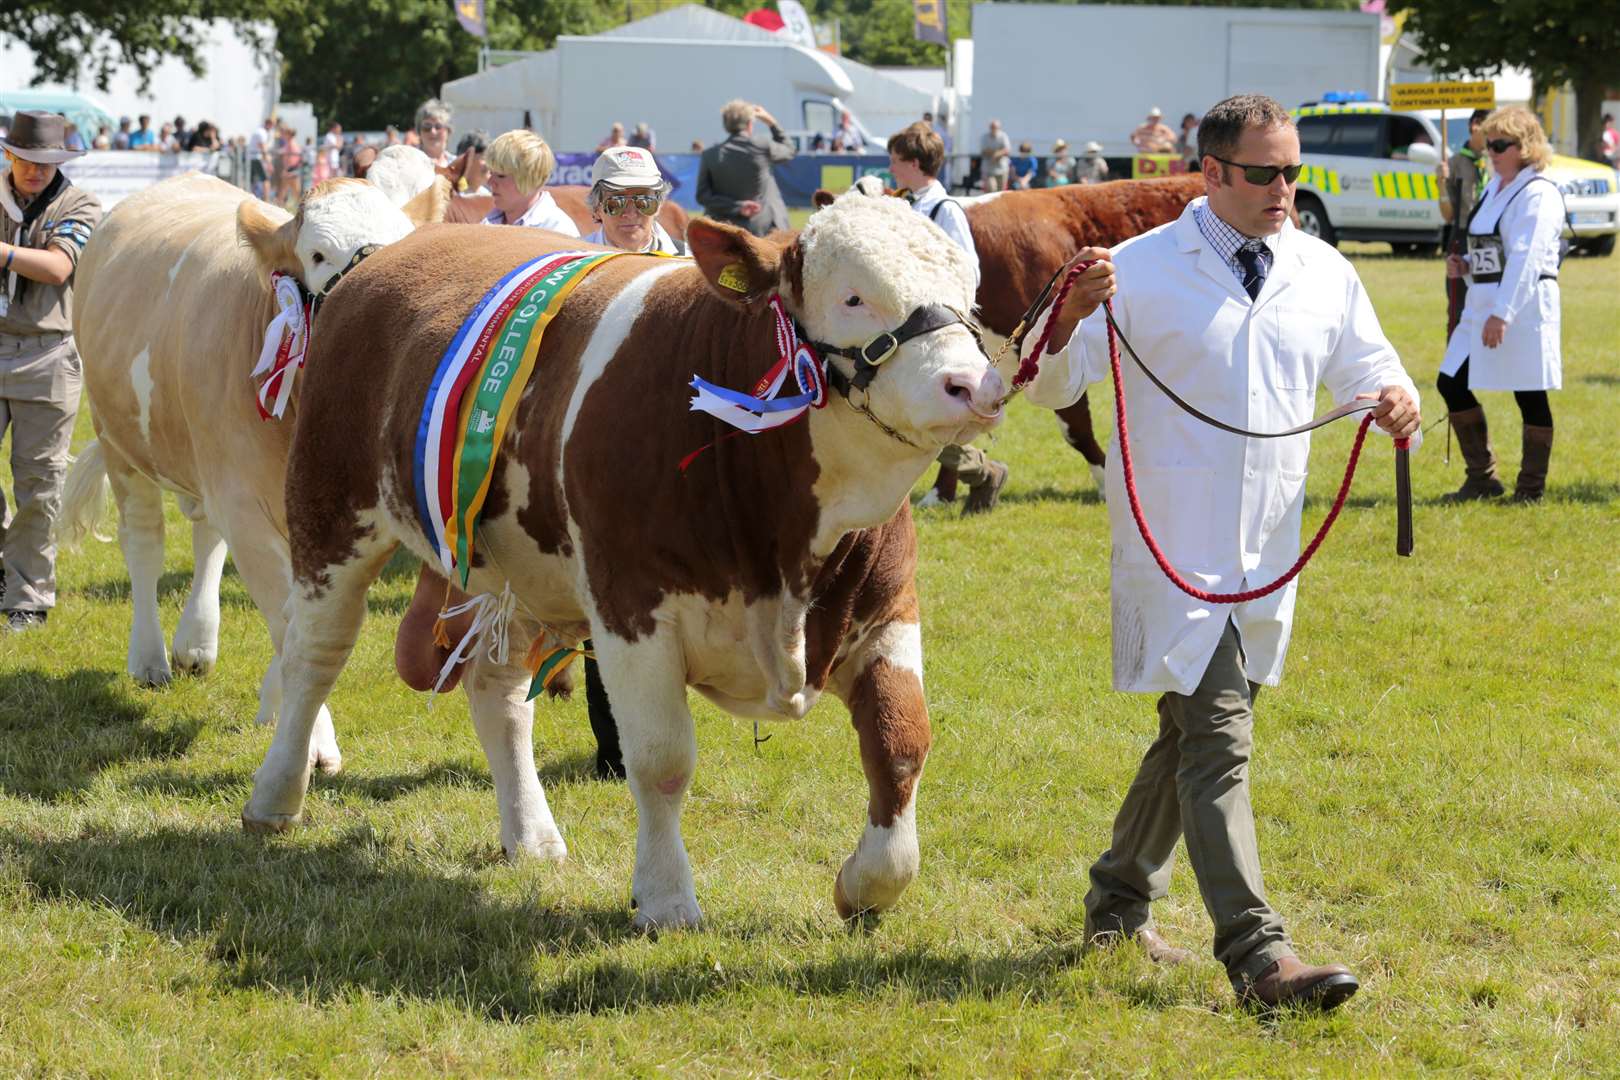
[1078,140,1110,185]
[0,111,102,630]
[1131,107,1177,153]
[1045,138,1076,186]
[583,146,683,254]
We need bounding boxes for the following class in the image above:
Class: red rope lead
[1026,261,1381,605]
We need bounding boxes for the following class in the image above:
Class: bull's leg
[105,456,171,687]
[170,509,225,676]
[592,627,702,930]
[1055,392,1108,495]
[241,538,390,832]
[219,504,341,773]
[834,619,932,920]
[462,646,567,861]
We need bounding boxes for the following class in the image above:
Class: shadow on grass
[0,668,200,801]
[80,546,422,614]
[1579,373,1620,388]
[997,483,1104,507]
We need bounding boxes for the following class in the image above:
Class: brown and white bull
[241,192,1004,927]
[62,174,446,771]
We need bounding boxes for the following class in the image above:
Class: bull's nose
[943,368,1006,420]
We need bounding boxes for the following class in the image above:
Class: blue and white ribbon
[688,296,827,434]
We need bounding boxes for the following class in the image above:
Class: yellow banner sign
[1389,82,1496,110]
[1131,154,1190,179]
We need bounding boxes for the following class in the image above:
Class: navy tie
[1235,241,1272,301]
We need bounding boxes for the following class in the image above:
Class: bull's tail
[57,439,116,547]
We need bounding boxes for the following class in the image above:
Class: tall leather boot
[1511,425,1554,503]
[1441,406,1505,501]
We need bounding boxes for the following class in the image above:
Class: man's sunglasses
[1209,156,1303,185]
[600,192,661,217]
[1485,138,1519,154]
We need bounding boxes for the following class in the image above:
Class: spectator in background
[1177,112,1200,165]
[810,132,828,152]
[1130,107,1177,153]
[172,115,190,148]
[321,122,343,181]
[275,125,301,205]
[416,99,453,167]
[629,122,656,151]
[831,110,858,153]
[113,117,132,150]
[248,117,273,199]
[1077,140,1109,184]
[156,123,180,153]
[979,118,1011,192]
[187,121,220,152]
[384,125,401,147]
[299,136,314,193]
[481,128,580,235]
[63,123,87,153]
[696,99,794,236]
[127,115,156,150]
[92,125,111,150]
[1011,140,1040,189]
[1602,113,1618,166]
[453,130,491,195]
[1044,139,1076,186]
[689,139,704,152]
[597,122,628,152]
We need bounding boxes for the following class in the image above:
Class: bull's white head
[688,192,1004,454]
[364,145,440,208]
[236,176,449,293]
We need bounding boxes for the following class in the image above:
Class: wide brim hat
[591,146,665,191]
[1052,139,1069,151]
[1,110,86,165]
[1083,141,1103,155]
[1147,107,1164,119]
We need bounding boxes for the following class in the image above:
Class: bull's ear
[402,176,452,226]
[687,217,785,305]
[236,198,300,277]
[810,188,836,209]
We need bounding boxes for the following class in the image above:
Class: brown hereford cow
[241,193,1005,928]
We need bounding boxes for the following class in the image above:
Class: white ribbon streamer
[251,271,312,419]
[431,583,517,694]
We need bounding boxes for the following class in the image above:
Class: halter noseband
[310,243,381,318]
[806,303,987,398]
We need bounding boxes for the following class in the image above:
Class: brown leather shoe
[1084,923,1195,966]
[1235,956,1359,1012]
[961,460,1009,516]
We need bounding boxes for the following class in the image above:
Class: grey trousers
[0,333,82,612]
[1084,620,1293,984]
[936,442,992,484]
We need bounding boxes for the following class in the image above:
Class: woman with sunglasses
[1439,106,1564,502]
[479,129,580,237]
[581,146,683,255]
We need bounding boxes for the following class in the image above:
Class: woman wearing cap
[582,146,683,254]
[0,111,102,630]
[1438,106,1565,502]
[1043,139,1075,186]
[1077,141,1109,185]
[481,129,579,236]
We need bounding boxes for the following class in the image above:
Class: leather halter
[310,243,381,318]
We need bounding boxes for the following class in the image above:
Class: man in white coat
[1021,94,1421,1012]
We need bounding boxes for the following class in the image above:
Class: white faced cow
[241,192,1005,927]
[62,174,447,771]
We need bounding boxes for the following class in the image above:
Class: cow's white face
[365,145,438,208]
[798,193,1004,448]
[293,180,416,291]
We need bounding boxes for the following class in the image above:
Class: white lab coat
[1440,168,1563,391]
[1023,197,1419,694]
[909,179,980,287]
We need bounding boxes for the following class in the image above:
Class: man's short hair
[415,98,453,133]
[1196,93,1294,163]
[1469,108,1492,127]
[486,129,556,194]
[721,100,753,135]
[888,121,945,177]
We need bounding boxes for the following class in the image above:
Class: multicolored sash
[412,249,626,586]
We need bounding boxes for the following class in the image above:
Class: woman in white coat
[1439,106,1564,502]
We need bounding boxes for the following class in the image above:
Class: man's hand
[1357,385,1420,439]
[1445,254,1468,279]
[739,199,762,218]
[1045,248,1116,354]
[1435,158,1450,181]
[1482,314,1507,348]
[754,106,779,129]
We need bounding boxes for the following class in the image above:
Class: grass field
[2,245,1617,1077]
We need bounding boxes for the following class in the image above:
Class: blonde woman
[1439,106,1565,502]
[480,129,580,236]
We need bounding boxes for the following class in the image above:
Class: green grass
[2,247,1618,1076]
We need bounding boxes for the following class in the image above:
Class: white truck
[442,36,885,153]
[954,3,1381,162]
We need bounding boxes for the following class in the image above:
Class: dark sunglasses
[600,192,661,217]
[1210,156,1303,185]
[1486,138,1519,154]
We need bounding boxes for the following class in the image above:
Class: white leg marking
[463,649,566,861]
[837,789,922,916]
[1090,462,1107,501]
[593,627,703,930]
[171,517,226,676]
[109,468,171,686]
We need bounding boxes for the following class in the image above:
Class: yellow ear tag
[717,262,752,293]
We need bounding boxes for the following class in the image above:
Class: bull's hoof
[311,751,344,776]
[506,835,568,863]
[631,897,703,932]
[241,809,302,834]
[170,645,217,678]
[130,659,173,688]
[834,866,866,922]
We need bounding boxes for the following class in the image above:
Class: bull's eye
[844,295,862,307]
[311,252,326,265]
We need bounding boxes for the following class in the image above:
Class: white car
[1289,100,1620,256]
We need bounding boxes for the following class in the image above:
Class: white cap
[1147,106,1163,118]
[591,145,664,190]
[1083,140,1103,154]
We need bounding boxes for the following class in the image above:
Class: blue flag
[912,0,948,46]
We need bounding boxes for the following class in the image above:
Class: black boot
[582,654,626,780]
